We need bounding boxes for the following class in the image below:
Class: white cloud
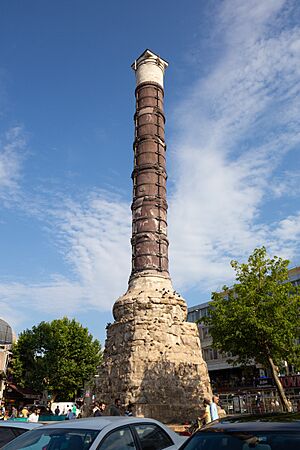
[274,213,300,241]
[0,191,131,324]
[169,0,300,293]
[50,192,131,309]
[1,0,300,332]
[0,278,85,316]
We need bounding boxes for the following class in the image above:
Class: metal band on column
[130,50,169,281]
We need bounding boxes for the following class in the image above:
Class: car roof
[201,412,300,432]
[0,421,41,430]
[36,416,172,431]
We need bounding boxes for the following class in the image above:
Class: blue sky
[1,0,300,345]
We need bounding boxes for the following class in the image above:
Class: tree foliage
[201,247,300,409]
[11,317,102,401]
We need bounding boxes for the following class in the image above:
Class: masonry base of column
[94,275,211,423]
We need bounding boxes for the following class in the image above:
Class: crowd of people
[0,404,42,422]
[0,402,79,421]
[90,398,134,417]
[90,395,226,429]
[54,404,78,420]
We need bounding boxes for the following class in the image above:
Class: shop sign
[23,394,40,399]
[255,377,274,387]
[280,375,300,388]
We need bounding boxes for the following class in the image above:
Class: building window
[201,327,210,340]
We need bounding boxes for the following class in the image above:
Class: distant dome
[0,319,15,345]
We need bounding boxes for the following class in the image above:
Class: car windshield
[2,427,99,450]
[181,431,300,450]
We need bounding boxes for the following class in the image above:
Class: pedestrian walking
[54,406,60,416]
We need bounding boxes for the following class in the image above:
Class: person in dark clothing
[125,403,134,416]
[93,401,106,417]
[54,406,60,416]
[109,398,122,416]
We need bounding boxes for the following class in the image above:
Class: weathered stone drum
[131,77,169,278]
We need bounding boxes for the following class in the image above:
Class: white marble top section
[131,49,168,88]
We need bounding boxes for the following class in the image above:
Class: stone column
[130,50,169,281]
[94,50,211,423]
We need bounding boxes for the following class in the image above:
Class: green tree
[11,317,102,401]
[201,247,300,411]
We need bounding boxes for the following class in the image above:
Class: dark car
[178,412,300,450]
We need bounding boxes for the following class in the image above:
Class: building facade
[188,267,300,394]
[0,319,16,401]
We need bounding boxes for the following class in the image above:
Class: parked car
[178,412,300,449]
[0,421,41,448]
[2,416,186,450]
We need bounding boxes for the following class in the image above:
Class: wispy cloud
[0,190,131,323]
[169,0,300,293]
[50,191,131,309]
[271,171,300,198]
[0,126,25,204]
[1,0,300,334]
[0,278,85,322]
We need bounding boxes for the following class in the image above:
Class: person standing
[99,402,106,415]
[125,403,134,416]
[10,407,18,419]
[93,402,101,417]
[93,401,105,417]
[28,408,40,423]
[66,409,76,420]
[199,398,211,426]
[54,405,60,416]
[21,406,29,418]
[210,395,219,421]
[109,398,122,416]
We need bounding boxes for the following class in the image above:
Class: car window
[0,427,19,446]
[97,427,137,450]
[2,428,99,450]
[181,431,300,450]
[13,428,30,437]
[133,424,174,450]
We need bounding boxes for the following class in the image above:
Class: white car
[0,421,41,447]
[2,416,186,449]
